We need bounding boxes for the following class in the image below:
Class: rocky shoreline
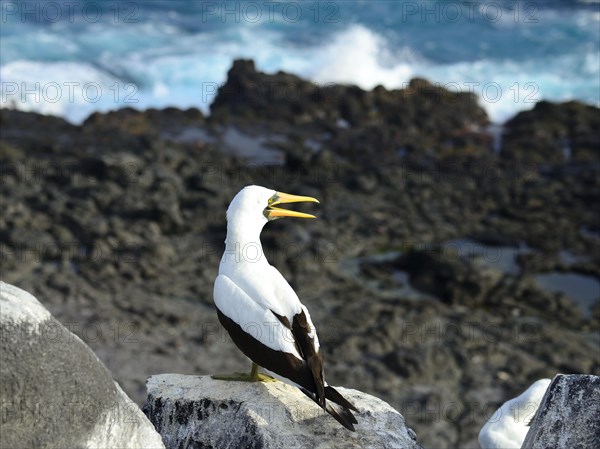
[1,60,599,448]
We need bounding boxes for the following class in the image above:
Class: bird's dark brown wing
[271,309,325,408]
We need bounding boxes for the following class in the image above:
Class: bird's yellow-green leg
[212,362,277,382]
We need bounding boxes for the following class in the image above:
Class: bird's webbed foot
[211,363,277,382]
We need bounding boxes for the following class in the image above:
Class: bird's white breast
[218,257,302,319]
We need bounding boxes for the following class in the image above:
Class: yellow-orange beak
[265,191,320,220]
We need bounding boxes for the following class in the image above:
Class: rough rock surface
[0,281,165,449]
[211,59,491,161]
[502,100,600,164]
[521,374,600,449]
[144,374,421,449]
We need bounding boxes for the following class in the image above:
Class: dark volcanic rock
[502,100,600,164]
[397,248,483,304]
[0,109,79,153]
[83,107,205,142]
[210,59,491,160]
[522,374,600,449]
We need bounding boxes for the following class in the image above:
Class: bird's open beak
[265,191,320,220]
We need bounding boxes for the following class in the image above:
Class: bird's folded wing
[218,264,302,319]
[214,274,303,359]
[290,306,325,406]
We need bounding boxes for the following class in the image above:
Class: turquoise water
[1,0,598,123]
[339,242,600,316]
[443,239,530,275]
[535,272,600,316]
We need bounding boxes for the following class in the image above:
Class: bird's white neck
[222,216,268,267]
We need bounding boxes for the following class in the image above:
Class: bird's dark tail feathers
[302,386,358,431]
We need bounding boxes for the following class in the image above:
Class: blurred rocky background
[1,60,599,448]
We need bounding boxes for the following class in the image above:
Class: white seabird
[478,378,551,449]
[213,185,358,431]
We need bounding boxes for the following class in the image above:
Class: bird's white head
[227,185,319,224]
[225,185,319,248]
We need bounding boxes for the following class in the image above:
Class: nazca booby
[213,185,358,430]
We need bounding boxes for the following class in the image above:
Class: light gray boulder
[522,374,600,449]
[144,373,421,449]
[0,281,165,449]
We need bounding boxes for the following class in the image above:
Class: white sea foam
[304,24,418,89]
[1,60,125,123]
[1,20,597,124]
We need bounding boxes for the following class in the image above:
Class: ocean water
[535,272,600,317]
[1,0,598,124]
